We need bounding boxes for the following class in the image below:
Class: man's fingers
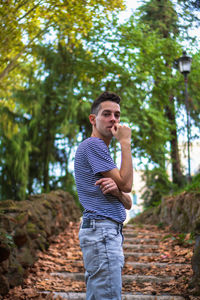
[111,123,119,135]
[95,178,106,185]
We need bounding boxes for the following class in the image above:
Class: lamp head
[178,51,192,75]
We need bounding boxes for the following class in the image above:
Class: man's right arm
[101,124,133,193]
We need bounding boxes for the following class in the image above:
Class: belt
[81,218,123,231]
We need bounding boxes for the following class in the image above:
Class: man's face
[94,101,120,138]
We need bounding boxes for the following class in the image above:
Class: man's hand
[111,123,131,144]
[95,177,120,196]
[95,177,132,210]
[103,123,133,193]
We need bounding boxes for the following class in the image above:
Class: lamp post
[177,51,192,180]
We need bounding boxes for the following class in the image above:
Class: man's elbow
[119,183,132,193]
[126,203,132,210]
[124,187,132,193]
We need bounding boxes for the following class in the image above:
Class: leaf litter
[2,222,200,299]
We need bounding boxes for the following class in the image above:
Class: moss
[2,207,22,214]
[43,200,52,210]
[9,259,24,275]
[36,236,49,251]
[176,207,183,215]
[15,263,24,276]
[155,205,161,215]
[8,260,25,287]
[40,230,47,238]
[38,220,45,230]
[180,211,190,231]
[26,222,38,239]
[15,212,27,222]
[0,200,16,208]
[0,230,15,248]
[52,209,57,217]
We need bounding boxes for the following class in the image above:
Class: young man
[74,91,133,300]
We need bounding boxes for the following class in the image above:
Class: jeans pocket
[80,241,100,275]
[105,231,124,268]
[104,227,119,240]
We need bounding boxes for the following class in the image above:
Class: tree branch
[0,20,52,81]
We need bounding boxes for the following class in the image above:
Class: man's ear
[89,114,96,126]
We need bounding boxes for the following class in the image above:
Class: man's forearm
[102,124,133,193]
[119,141,133,192]
[117,190,132,210]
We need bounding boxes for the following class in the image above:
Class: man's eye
[104,113,110,117]
[115,114,120,119]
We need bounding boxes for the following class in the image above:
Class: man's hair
[91,91,121,115]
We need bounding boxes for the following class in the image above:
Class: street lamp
[177,51,192,180]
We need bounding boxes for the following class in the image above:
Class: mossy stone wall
[0,190,81,296]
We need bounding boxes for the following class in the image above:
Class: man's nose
[110,113,117,122]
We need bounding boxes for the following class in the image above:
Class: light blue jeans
[79,218,124,300]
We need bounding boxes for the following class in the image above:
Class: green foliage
[141,167,174,208]
[138,0,179,38]
[0,231,15,248]
[185,173,200,192]
[175,233,194,246]
[0,125,31,200]
[0,0,125,82]
[171,173,200,196]
[0,0,200,203]
[162,232,194,246]
[0,0,125,200]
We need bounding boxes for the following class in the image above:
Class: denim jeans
[79,218,124,300]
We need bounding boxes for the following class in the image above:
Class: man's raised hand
[111,123,131,144]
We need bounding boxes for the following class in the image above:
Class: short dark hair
[91,91,121,115]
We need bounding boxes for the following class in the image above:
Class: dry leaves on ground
[2,222,198,299]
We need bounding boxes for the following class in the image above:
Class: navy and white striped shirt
[74,137,126,223]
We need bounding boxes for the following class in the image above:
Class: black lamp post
[177,51,192,180]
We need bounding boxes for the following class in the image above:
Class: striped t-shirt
[74,137,126,224]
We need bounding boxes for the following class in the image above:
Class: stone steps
[43,259,189,270]
[125,238,159,244]
[124,232,164,238]
[50,271,174,284]
[5,222,194,300]
[126,261,191,269]
[47,224,192,298]
[124,251,160,258]
[41,291,186,300]
[123,243,159,250]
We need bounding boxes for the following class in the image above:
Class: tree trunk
[165,96,185,187]
[43,96,51,192]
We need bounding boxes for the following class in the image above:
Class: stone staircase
[4,222,196,300]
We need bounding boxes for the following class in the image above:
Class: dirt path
[2,222,199,300]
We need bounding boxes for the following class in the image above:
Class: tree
[136,0,186,187]
[0,0,125,81]
[83,0,193,206]
[0,0,125,200]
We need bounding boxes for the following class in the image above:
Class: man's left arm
[95,177,132,210]
[114,190,132,210]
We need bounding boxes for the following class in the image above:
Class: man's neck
[91,132,111,147]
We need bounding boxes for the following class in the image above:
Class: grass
[185,173,200,192]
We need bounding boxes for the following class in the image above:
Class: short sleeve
[86,138,117,175]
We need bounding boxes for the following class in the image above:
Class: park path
[3,221,199,300]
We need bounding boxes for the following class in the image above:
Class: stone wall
[0,190,81,296]
[131,191,200,295]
